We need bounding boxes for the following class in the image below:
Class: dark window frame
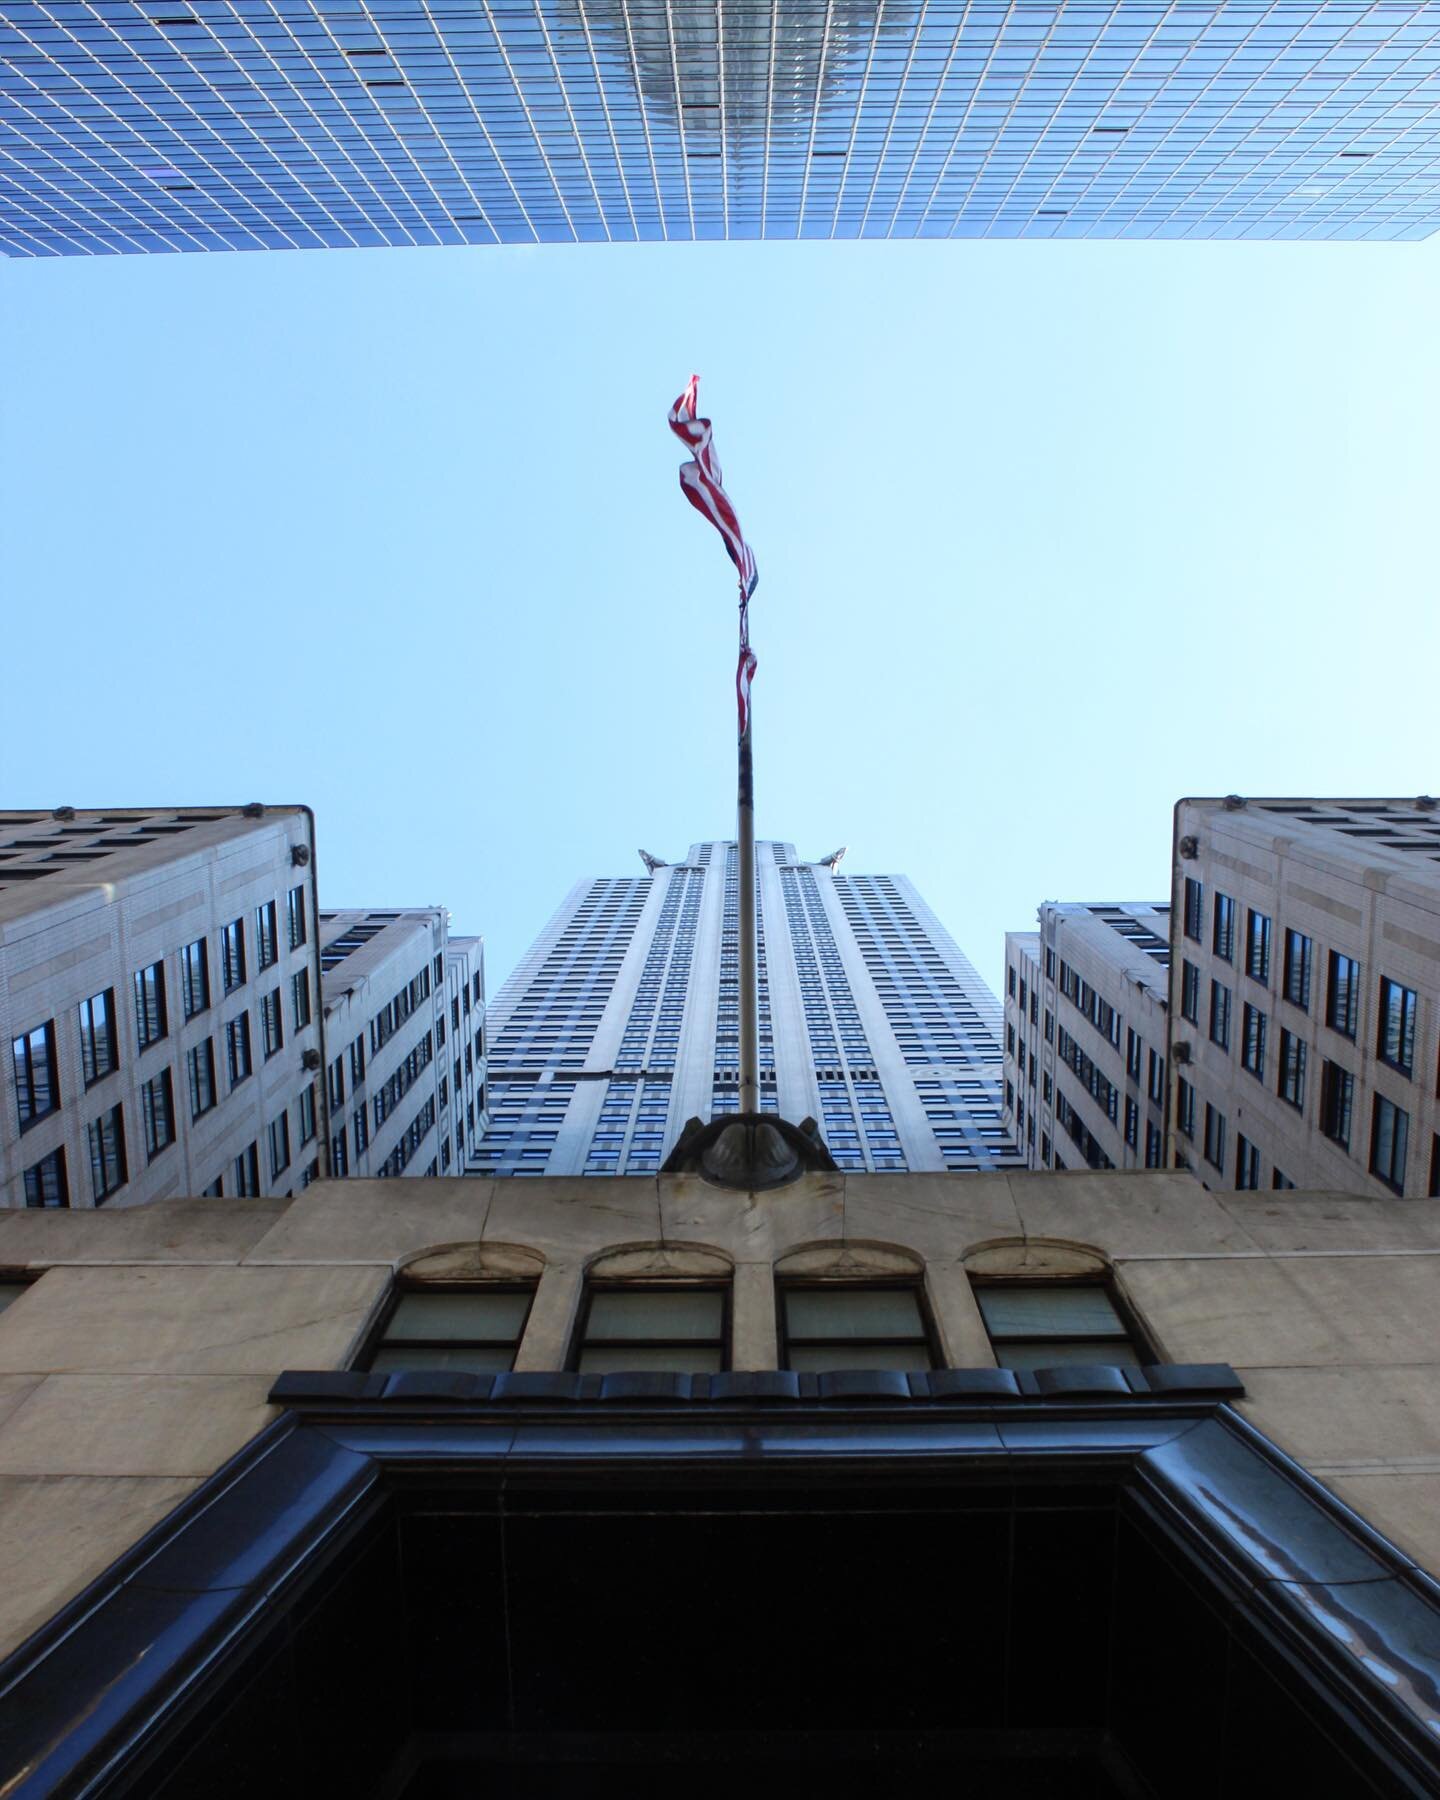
[133,962,168,1052]
[776,1279,937,1373]
[571,1281,732,1374]
[971,1275,1157,1369]
[12,1020,59,1132]
[1370,1094,1409,1195]
[180,937,210,1020]
[1246,908,1272,984]
[78,987,119,1088]
[358,1280,538,1373]
[1327,950,1360,1040]
[1377,976,1417,1078]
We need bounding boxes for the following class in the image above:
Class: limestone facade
[0,1166,1435,1664]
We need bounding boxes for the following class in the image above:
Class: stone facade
[0,807,323,1209]
[1003,903,1172,1174]
[0,1165,1435,1666]
[1168,797,1440,1197]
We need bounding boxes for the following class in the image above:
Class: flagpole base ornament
[661,1113,839,1190]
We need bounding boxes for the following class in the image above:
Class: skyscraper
[472,838,1023,1177]
[0,805,488,1208]
[1166,795,1440,1199]
[5,1,1439,258]
[1003,900,1172,1175]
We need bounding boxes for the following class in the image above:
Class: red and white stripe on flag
[669,375,760,736]
[668,376,759,601]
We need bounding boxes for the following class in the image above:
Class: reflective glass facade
[4,1,1440,256]
[473,839,1022,1178]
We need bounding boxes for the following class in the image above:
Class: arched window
[774,1243,938,1373]
[965,1241,1154,1371]
[358,1245,541,1374]
[569,1246,731,1374]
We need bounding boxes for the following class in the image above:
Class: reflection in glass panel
[388,1291,533,1341]
[585,1289,725,1340]
[577,1344,725,1375]
[975,1286,1125,1339]
[785,1287,925,1341]
[787,1344,930,1374]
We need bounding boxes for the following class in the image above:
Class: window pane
[371,1344,515,1374]
[975,1286,1125,1338]
[387,1290,531,1340]
[787,1343,930,1373]
[577,1344,724,1374]
[784,1287,925,1340]
[585,1289,724,1340]
[996,1338,1142,1371]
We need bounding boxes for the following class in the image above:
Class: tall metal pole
[737,709,759,1114]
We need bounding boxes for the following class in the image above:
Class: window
[974,1282,1147,1371]
[1176,1076,1195,1139]
[1124,1095,1138,1149]
[1203,1102,1226,1170]
[291,969,311,1032]
[1370,1094,1409,1194]
[233,1142,260,1197]
[1212,892,1235,962]
[1180,961,1199,1024]
[1327,952,1360,1039]
[23,1147,68,1209]
[133,962,167,1051]
[299,1081,317,1146]
[1183,878,1203,943]
[1126,1028,1142,1081]
[269,1111,291,1180]
[1147,1049,1165,1104]
[1378,977,1417,1077]
[287,884,307,950]
[569,1285,729,1374]
[141,1068,175,1160]
[1007,966,1016,998]
[1431,1135,1440,1201]
[1272,1169,1295,1191]
[1241,1003,1266,1077]
[181,937,210,1018]
[1283,929,1312,1011]
[1045,948,1056,981]
[221,918,246,993]
[87,1104,127,1203]
[260,989,283,1060]
[1320,1059,1354,1149]
[1246,909,1271,984]
[350,1034,365,1086]
[202,1175,224,1198]
[777,1283,933,1373]
[328,1056,345,1111]
[254,900,278,971]
[12,1021,58,1130]
[78,988,118,1086]
[331,1130,349,1178]
[353,1106,368,1158]
[1145,1121,1163,1169]
[363,1286,535,1374]
[226,1012,252,1086]
[1235,1135,1260,1191]
[187,1039,217,1118]
[1209,980,1231,1051]
[1277,1030,1307,1111]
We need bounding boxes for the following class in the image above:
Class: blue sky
[3,238,1438,997]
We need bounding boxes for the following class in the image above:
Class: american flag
[668,374,759,735]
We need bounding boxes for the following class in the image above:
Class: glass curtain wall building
[472,838,1023,1177]
[5,1,1440,258]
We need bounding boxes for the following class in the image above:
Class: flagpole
[737,699,759,1115]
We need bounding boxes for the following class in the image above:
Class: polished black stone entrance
[2,1372,1437,1798]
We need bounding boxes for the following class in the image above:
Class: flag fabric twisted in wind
[668,374,760,736]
